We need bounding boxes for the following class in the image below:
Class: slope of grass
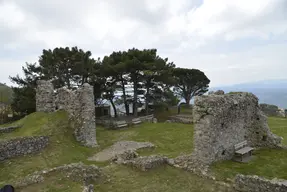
[2,111,287,191]
[211,116,287,181]
[0,111,208,191]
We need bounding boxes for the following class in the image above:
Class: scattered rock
[15,162,105,188]
[87,141,155,162]
[112,150,139,164]
[123,155,168,171]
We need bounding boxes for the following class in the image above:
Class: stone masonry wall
[0,136,49,161]
[72,83,97,147]
[192,92,282,165]
[234,174,287,192]
[36,80,55,112]
[36,80,97,147]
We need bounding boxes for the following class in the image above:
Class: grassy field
[0,112,287,191]
[211,117,287,181]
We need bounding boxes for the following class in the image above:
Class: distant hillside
[210,79,287,109]
[0,83,13,104]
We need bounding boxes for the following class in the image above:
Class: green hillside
[0,111,287,191]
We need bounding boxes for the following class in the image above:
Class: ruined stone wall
[36,80,97,147]
[234,174,287,192]
[0,136,49,161]
[36,80,55,112]
[192,92,282,165]
[72,83,97,147]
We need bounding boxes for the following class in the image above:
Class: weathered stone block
[192,92,282,165]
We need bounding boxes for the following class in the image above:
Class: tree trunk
[184,94,191,107]
[133,81,138,117]
[145,86,150,115]
[109,98,117,118]
[121,78,129,115]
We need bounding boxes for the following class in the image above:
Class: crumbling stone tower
[36,80,97,147]
[36,80,55,112]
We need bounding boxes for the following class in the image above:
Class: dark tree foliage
[9,46,211,118]
[10,86,36,115]
[102,51,130,115]
[172,68,210,106]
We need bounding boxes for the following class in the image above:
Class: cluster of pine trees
[9,47,210,117]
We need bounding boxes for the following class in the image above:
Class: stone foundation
[123,155,168,171]
[15,162,104,189]
[234,174,287,192]
[0,136,49,161]
[192,92,282,165]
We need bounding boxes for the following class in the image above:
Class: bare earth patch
[87,141,155,162]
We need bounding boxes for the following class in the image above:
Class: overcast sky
[0,0,286,87]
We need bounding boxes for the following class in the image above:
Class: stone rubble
[15,162,105,188]
[234,174,287,192]
[87,141,155,162]
[122,155,168,171]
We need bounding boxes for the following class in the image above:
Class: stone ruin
[192,91,282,165]
[36,80,97,147]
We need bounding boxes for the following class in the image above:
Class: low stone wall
[234,174,287,192]
[15,162,104,189]
[0,136,49,161]
[0,125,22,133]
[138,114,154,122]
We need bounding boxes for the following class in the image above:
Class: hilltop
[0,110,287,191]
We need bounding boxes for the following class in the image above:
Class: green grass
[95,165,233,192]
[1,111,221,192]
[1,112,287,191]
[211,116,287,181]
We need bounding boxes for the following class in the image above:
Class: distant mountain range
[210,79,287,108]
